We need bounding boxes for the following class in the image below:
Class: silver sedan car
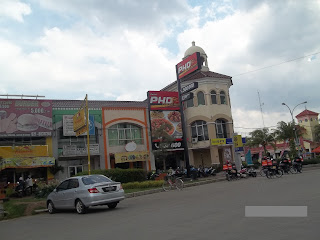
[47,175,125,214]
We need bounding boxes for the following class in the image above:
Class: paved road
[1,169,320,240]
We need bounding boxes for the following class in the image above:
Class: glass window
[186,98,194,108]
[82,175,112,185]
[68,179,79,189]
[56,180,69,192]
[216,119,228,138]
[197,91,205,106]
[220,91,227,105]
[108,123,143,146]
[191,121,209,141]
[305,119,308,122]
[210,90,217,104]
[68,165,83,177]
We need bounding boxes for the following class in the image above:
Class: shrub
[77,168,147,183]
[34,180,59,199]
[302,158,320,165]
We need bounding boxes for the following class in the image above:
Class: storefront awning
[0,157,55,171]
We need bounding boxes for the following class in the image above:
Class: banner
[245,149,253,165]
[211,138,227,145]
[114,151,149,164]
[0,157,55,171]
[0,145,48,158]
[73,108,86,131]
[0,99,52,137]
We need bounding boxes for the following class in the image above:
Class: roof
[52,100,147,109]
[296,109,319,118]
[161,70,232,91]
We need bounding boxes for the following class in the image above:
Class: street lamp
[281,101,307,156]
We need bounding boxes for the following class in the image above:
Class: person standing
[26,175,33,195]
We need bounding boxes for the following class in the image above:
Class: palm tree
[314,125,320,142]
[274,121,301,158]
[246,128,274,156]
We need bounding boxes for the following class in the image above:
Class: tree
[274,121,301,158]
[314,125,320,142]
[246,128,274,156]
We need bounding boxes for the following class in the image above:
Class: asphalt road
[1,169,320,240]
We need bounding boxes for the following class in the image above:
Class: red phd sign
[176,52,201,79]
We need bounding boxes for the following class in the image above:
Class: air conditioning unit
[192,137,198,144]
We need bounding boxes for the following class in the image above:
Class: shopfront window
[58,127,98,150]
[108,123,143,146]
[68,165,83,177]
[186,98,194,108]
[191,120,209,141]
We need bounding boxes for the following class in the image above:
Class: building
[162,42,234,168]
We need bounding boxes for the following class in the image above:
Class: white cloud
[0,0,31,22]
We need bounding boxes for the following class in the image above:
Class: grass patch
[12,197,46,203]
[3,201,27,219]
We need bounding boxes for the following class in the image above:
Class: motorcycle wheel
[260,169,266,177]
[275,169,283,178]
[226,174,230,181]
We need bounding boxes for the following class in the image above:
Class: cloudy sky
[0,0,319,136]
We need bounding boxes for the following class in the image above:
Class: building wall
[297,114,319,141]
[102,107,152,171]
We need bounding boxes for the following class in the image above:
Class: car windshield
[81,175,112,185]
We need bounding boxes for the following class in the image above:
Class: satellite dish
[125,141,137,152]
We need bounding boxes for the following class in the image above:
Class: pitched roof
[161,70,232,91]
[52,100,147,109]
[296,109,319,118]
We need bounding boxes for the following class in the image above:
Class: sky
[0,0,319,136]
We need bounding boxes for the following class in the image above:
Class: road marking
[245,206,308,217]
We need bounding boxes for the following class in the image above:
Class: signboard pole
[85,94,91,175]
[176,77,191,178]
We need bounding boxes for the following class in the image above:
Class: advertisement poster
[0,99,52,137]
[147,91,183,150]
[223,148,232,163]
[115,151,149,164]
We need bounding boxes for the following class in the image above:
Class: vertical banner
[245,149,253,165]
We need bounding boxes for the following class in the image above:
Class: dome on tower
[183,41,209,71]
[184,41,207,58]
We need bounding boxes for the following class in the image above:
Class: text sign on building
[181,92,194,102]
[176,52,201,79]
[152,140,184,150]
[211,138,227,146]
[0,99,52,137]
[181,82,198,95]
[62,144,99,156]
[115,151,149,164]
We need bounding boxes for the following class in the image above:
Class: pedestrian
[26,175,33,195]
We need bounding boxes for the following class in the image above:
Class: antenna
[257,90,265,128]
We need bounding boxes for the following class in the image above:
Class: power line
[232,51,320,77]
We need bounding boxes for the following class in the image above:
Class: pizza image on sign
[151,118,174,136]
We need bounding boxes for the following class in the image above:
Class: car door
[53,180,70,208]
[63,179,80,208]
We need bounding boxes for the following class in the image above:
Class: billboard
[147,91,183,149]
[176,52,201,79]
[0,99,52,137]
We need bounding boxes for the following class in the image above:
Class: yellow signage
[233,135,243,148]
[211,138,227,145]
[0,157,55,171]
[75,125,87,137]
[73,108,86,131]
[115,151,149,164]
[0,145,49,158]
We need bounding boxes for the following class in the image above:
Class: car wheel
[107,202,118,209]
[47,201,56,214]
[75,199,87,214]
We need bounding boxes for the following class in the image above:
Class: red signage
[148,91,179,111]
[176,52,201,79]
[0,99,53,137]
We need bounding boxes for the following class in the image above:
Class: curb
[34,209,48,213]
